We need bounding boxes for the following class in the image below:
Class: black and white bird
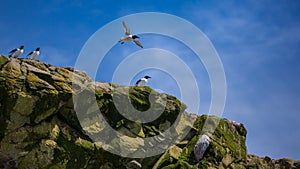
[9,45,24,58]
[27,48,40,60]
[135,76,151,86]
[119,21,143,48]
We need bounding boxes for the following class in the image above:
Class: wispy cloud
[40,46,75,67]
[187,0,300,159]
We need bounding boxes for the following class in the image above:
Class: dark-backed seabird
[9,45,24,58]
[119,21,143,48]
[27,48,40,60]
[135,76,151,86]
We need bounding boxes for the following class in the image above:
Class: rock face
[194,134,210,162]
[0,55,298,168]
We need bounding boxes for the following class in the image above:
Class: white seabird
[9,45,24,58]
[135,76,151,86]
[27,48,40,60]
[119,21,143,48]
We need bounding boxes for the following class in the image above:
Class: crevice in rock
[56,110,93,142]
[0,60,10,70]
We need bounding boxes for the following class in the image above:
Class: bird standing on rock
[135,76,151,86]
[27,48,40,60]
[119,21,143,48]
[9,45,24,58]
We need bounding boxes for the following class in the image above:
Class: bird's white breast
[31,51,40,59]
[120,35,134,42]
[137,78,147,86]
[12,49,23,58]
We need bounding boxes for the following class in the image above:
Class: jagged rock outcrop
[0,55,298,168]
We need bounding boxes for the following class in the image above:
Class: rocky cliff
[0,55,299,169]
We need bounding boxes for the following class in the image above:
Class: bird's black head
[20,45,24,49]
[36,47,40,51]
[144,76,151,79]
[132,35,139,39]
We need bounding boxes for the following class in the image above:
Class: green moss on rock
[0,57,296,169]
[0,55,9,67]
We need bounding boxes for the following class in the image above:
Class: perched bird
[9,45,24,58]
[119,21,143,48]
[27,48,40,60]
[135,76,151,86]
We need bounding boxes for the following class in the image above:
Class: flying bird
[27,48,40,60]
[135,76,151,86]
[9,45,24,58]
[119,21,143,48]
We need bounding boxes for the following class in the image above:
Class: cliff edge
[0,55,298,169]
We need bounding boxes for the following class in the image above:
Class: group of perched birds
[8,21,149,86]
[8,45,40,60]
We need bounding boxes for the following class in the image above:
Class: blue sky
[1,0,300,160]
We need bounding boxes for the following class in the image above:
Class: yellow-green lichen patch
[51,124,60,139]
[56,67,72,80]
[2,59,22,78]
[34,107,57,124]
[27,71,56,90]
[0,55,9,67]
[54,81,72,92]
[12,91,37,116]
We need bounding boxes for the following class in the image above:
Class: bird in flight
[119,21,143,48]
[135,76,151,86]
[9,45,24,58]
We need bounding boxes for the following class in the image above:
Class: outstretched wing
[122,21,130,35]
[9,48,17,54]
[133,39,143,48]
[135,79,141,86]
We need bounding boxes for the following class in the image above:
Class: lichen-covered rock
[0,56,297,169]
[126,160,142,169]
[0,56,189,168]
[247,155,300,169]
[0,152,18,169]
